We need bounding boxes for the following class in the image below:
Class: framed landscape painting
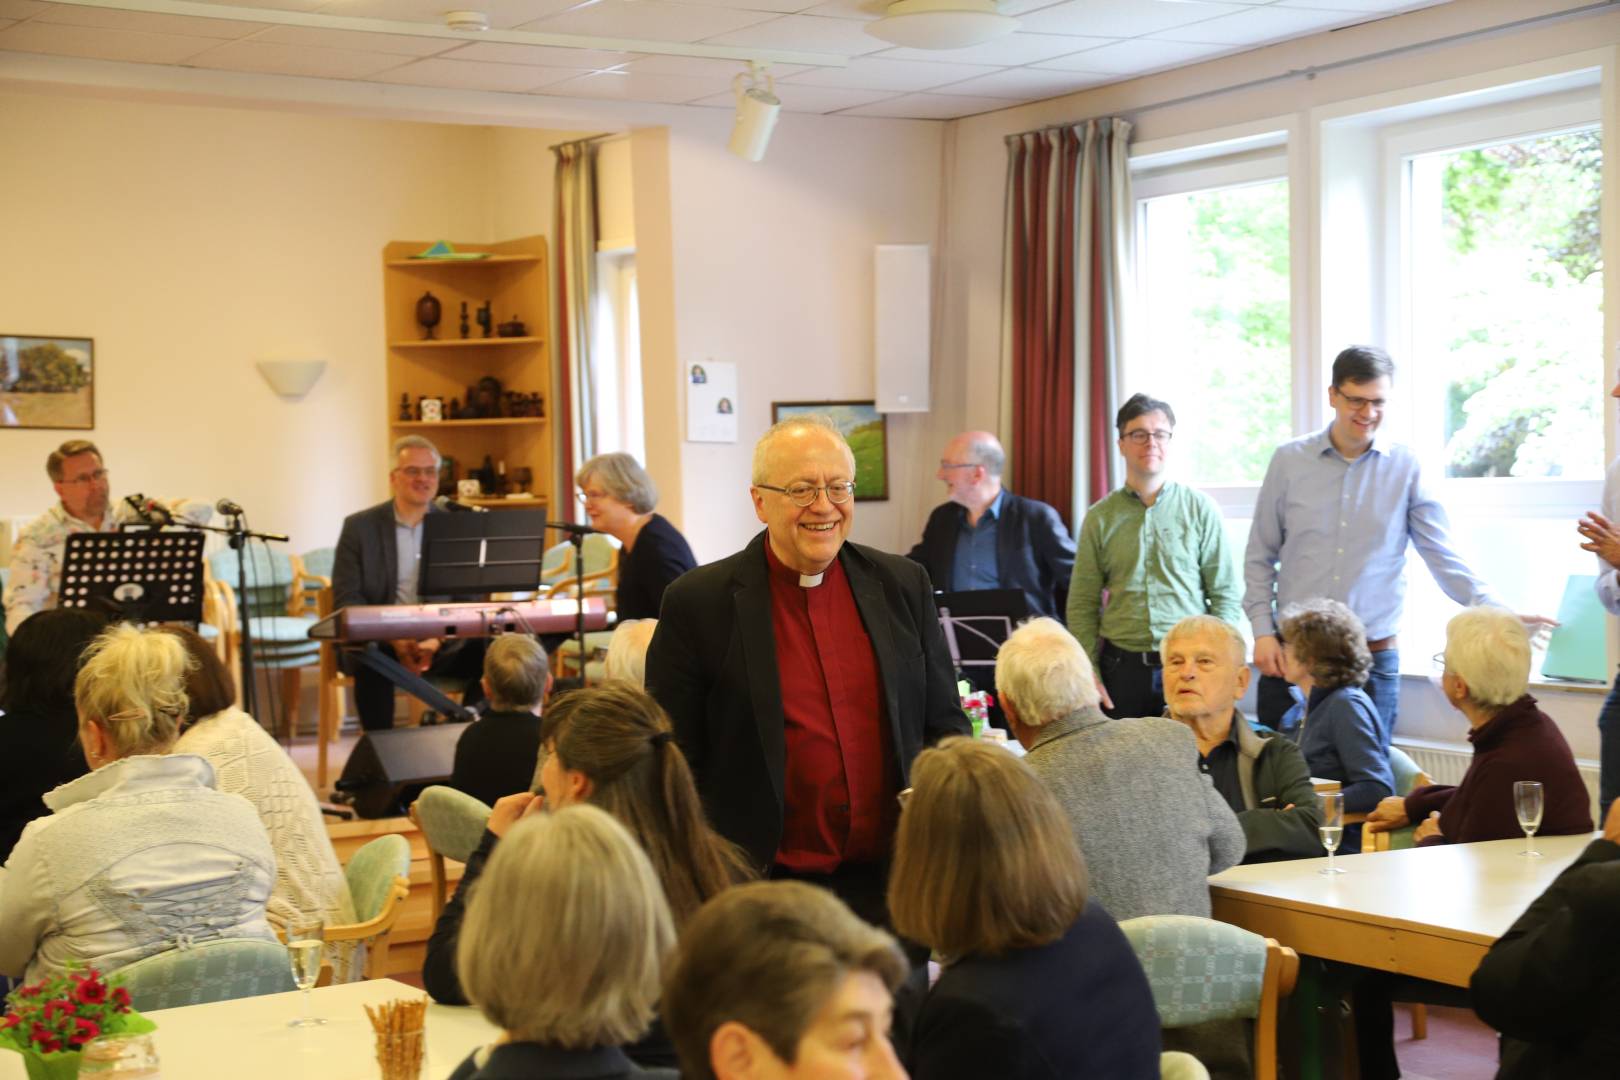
[771,400,888,501]
[0,335,94,429]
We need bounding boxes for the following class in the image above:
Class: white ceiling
[0,0,1455,119]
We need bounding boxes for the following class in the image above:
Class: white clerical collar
[799,572,825,588]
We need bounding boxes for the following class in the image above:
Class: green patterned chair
[327,834,411,981]
[1120,915,1298,1080]
[116,938,295,1012]
[1367,747,1436,854]
[209,546,322,738]
[410,785,492,922]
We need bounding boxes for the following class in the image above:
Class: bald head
[938,430,1005,511]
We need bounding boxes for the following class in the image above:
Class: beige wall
[0,86,580,558]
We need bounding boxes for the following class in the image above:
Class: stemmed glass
[286,922,327,1027]
[1514,780,1545,858]
[1319,791,1347,875]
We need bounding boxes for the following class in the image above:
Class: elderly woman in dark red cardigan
[1364,605,1591,847]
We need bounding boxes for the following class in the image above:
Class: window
[1133,155,1292,486]
[590,250,644,464]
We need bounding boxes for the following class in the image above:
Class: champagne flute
[1514,780,1545,858]
[1319,790,1346,874]
[286,922,327,1027]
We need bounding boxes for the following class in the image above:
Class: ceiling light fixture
[728,61,781,164]
[443,10,491,32]
[865,0,1018,50]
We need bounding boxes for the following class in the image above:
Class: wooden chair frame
[1257,939,1300,1080]
[324,874,411,982]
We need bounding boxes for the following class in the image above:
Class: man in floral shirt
[3,440,212,634]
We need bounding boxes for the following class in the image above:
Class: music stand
[419,509,549,596]
[934,587,1030,678]
[59,531,207,625]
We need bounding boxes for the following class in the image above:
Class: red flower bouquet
[0,970,154,1080]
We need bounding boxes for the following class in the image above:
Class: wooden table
[0,979,499,1080]
[1210,832,1596,987]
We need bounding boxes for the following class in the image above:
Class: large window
[1134,160,1292,486]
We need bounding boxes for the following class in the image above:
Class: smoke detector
[444,10,491,32]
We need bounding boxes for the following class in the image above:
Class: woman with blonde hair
[451,804,678,1080]
[888,737,1160,1080]
[0,624,277,982]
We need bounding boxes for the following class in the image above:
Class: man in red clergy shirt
[646,414,969,926]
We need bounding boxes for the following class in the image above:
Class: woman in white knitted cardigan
[169,627,354,932]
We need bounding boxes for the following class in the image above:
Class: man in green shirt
[1067,393,1242,717]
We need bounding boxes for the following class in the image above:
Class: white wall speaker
[874,244,931,413]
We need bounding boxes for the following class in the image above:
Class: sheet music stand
[934,588,1031,679]
[419,509,549,597]
[59,531,206,624]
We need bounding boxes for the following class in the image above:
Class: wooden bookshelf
[382,236,551,506]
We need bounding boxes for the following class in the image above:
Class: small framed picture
[421,396,443,422]
[770,400,888,501]
[1,335,95,429]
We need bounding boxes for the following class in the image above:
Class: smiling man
[646,415,968,926]
[1244,346,1554,738]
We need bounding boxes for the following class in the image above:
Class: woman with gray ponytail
[0,624,278,982]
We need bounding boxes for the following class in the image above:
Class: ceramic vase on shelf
[415,291,442,340]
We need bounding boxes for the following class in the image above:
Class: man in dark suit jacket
[646,416,968,927]
[332,435,484,730]
[907,431,1074,618]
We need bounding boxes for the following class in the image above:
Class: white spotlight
[728,62,780,163]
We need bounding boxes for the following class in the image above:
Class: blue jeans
[1599,675,1620,822]
[1257,648,1401,747]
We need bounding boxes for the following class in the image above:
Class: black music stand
[419,509,549,596]
[934,589,1030,727]
[59,531,206,625]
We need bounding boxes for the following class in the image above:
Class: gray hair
[1161,615,1247,666]
[483,634,549,710]
[577,452,658,514]
[457,805,675,1048]
[1443,606,1530,708]
[604,620,658,687]
[994,617,1100,725]
[391,434,441,465]
[960,433,1005,479]
[751,414,854,485]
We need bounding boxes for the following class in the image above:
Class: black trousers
[1099,641,1166,719]
[353,639,486,731]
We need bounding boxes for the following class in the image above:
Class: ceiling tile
[1150,4,1366,45]
[540,69,722,103]
[186,39,408,78]
[671,0,823,14]
[30,4,268,38]
[249,25,460,57]
[184,0,324,10]
[939,66,1110,99]
[0,20,219,63]
[1035,37,1232,74]
[617,53,810,78]
[841,91,1012,118]
[0,1,48,18]
[1019,0,1248,38]
[522,1,777,44]
[874,31,1112,66]
[372,56,581,91]
[702,13,890,54]
[692,83,896,112]
[782,55,999,91]
[0,18,13,31]
[439,41,641,68]
[796,0,883,20]
[312,0,581,29]
[1274,0,1447,11]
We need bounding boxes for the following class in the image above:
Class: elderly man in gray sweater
[998,617,1245,921]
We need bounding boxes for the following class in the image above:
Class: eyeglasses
[1431,651,1448,672]
[60,469,109,485]
[1333,388,1387,412]
[575,489,611,505]
[938,461,977,471]
[395,466,438,479]
[1121,430,1173,446]
[756,481,856,507]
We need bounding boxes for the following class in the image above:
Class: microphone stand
[545,521,598,676]
[172,514,290,717]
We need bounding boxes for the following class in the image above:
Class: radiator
[1395,739,1602,821]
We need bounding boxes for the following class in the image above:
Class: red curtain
[1004,120,1131,525]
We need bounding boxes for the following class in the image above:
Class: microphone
[433,496,485,513]
[143,500,174,525]
[123,494,156,525]
[216,498,244,517]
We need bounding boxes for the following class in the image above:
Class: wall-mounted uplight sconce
[257,358,328,400]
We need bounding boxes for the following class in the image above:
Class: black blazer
[447,1040,678,1080]
[615,513,697,621]
[1471,837,1620,1079]
[450,710,543,808]
[906,902,1161,1080]
[332,499,451,610]
[644,532,970,869]
[906,491,1075,618]
[0,702,89,865]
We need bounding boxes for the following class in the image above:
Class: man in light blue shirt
[1577,368,1620,818]
[1244,346,1553,741]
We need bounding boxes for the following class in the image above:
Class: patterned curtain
[1002,118,1132,526]
[552,140,600,514]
